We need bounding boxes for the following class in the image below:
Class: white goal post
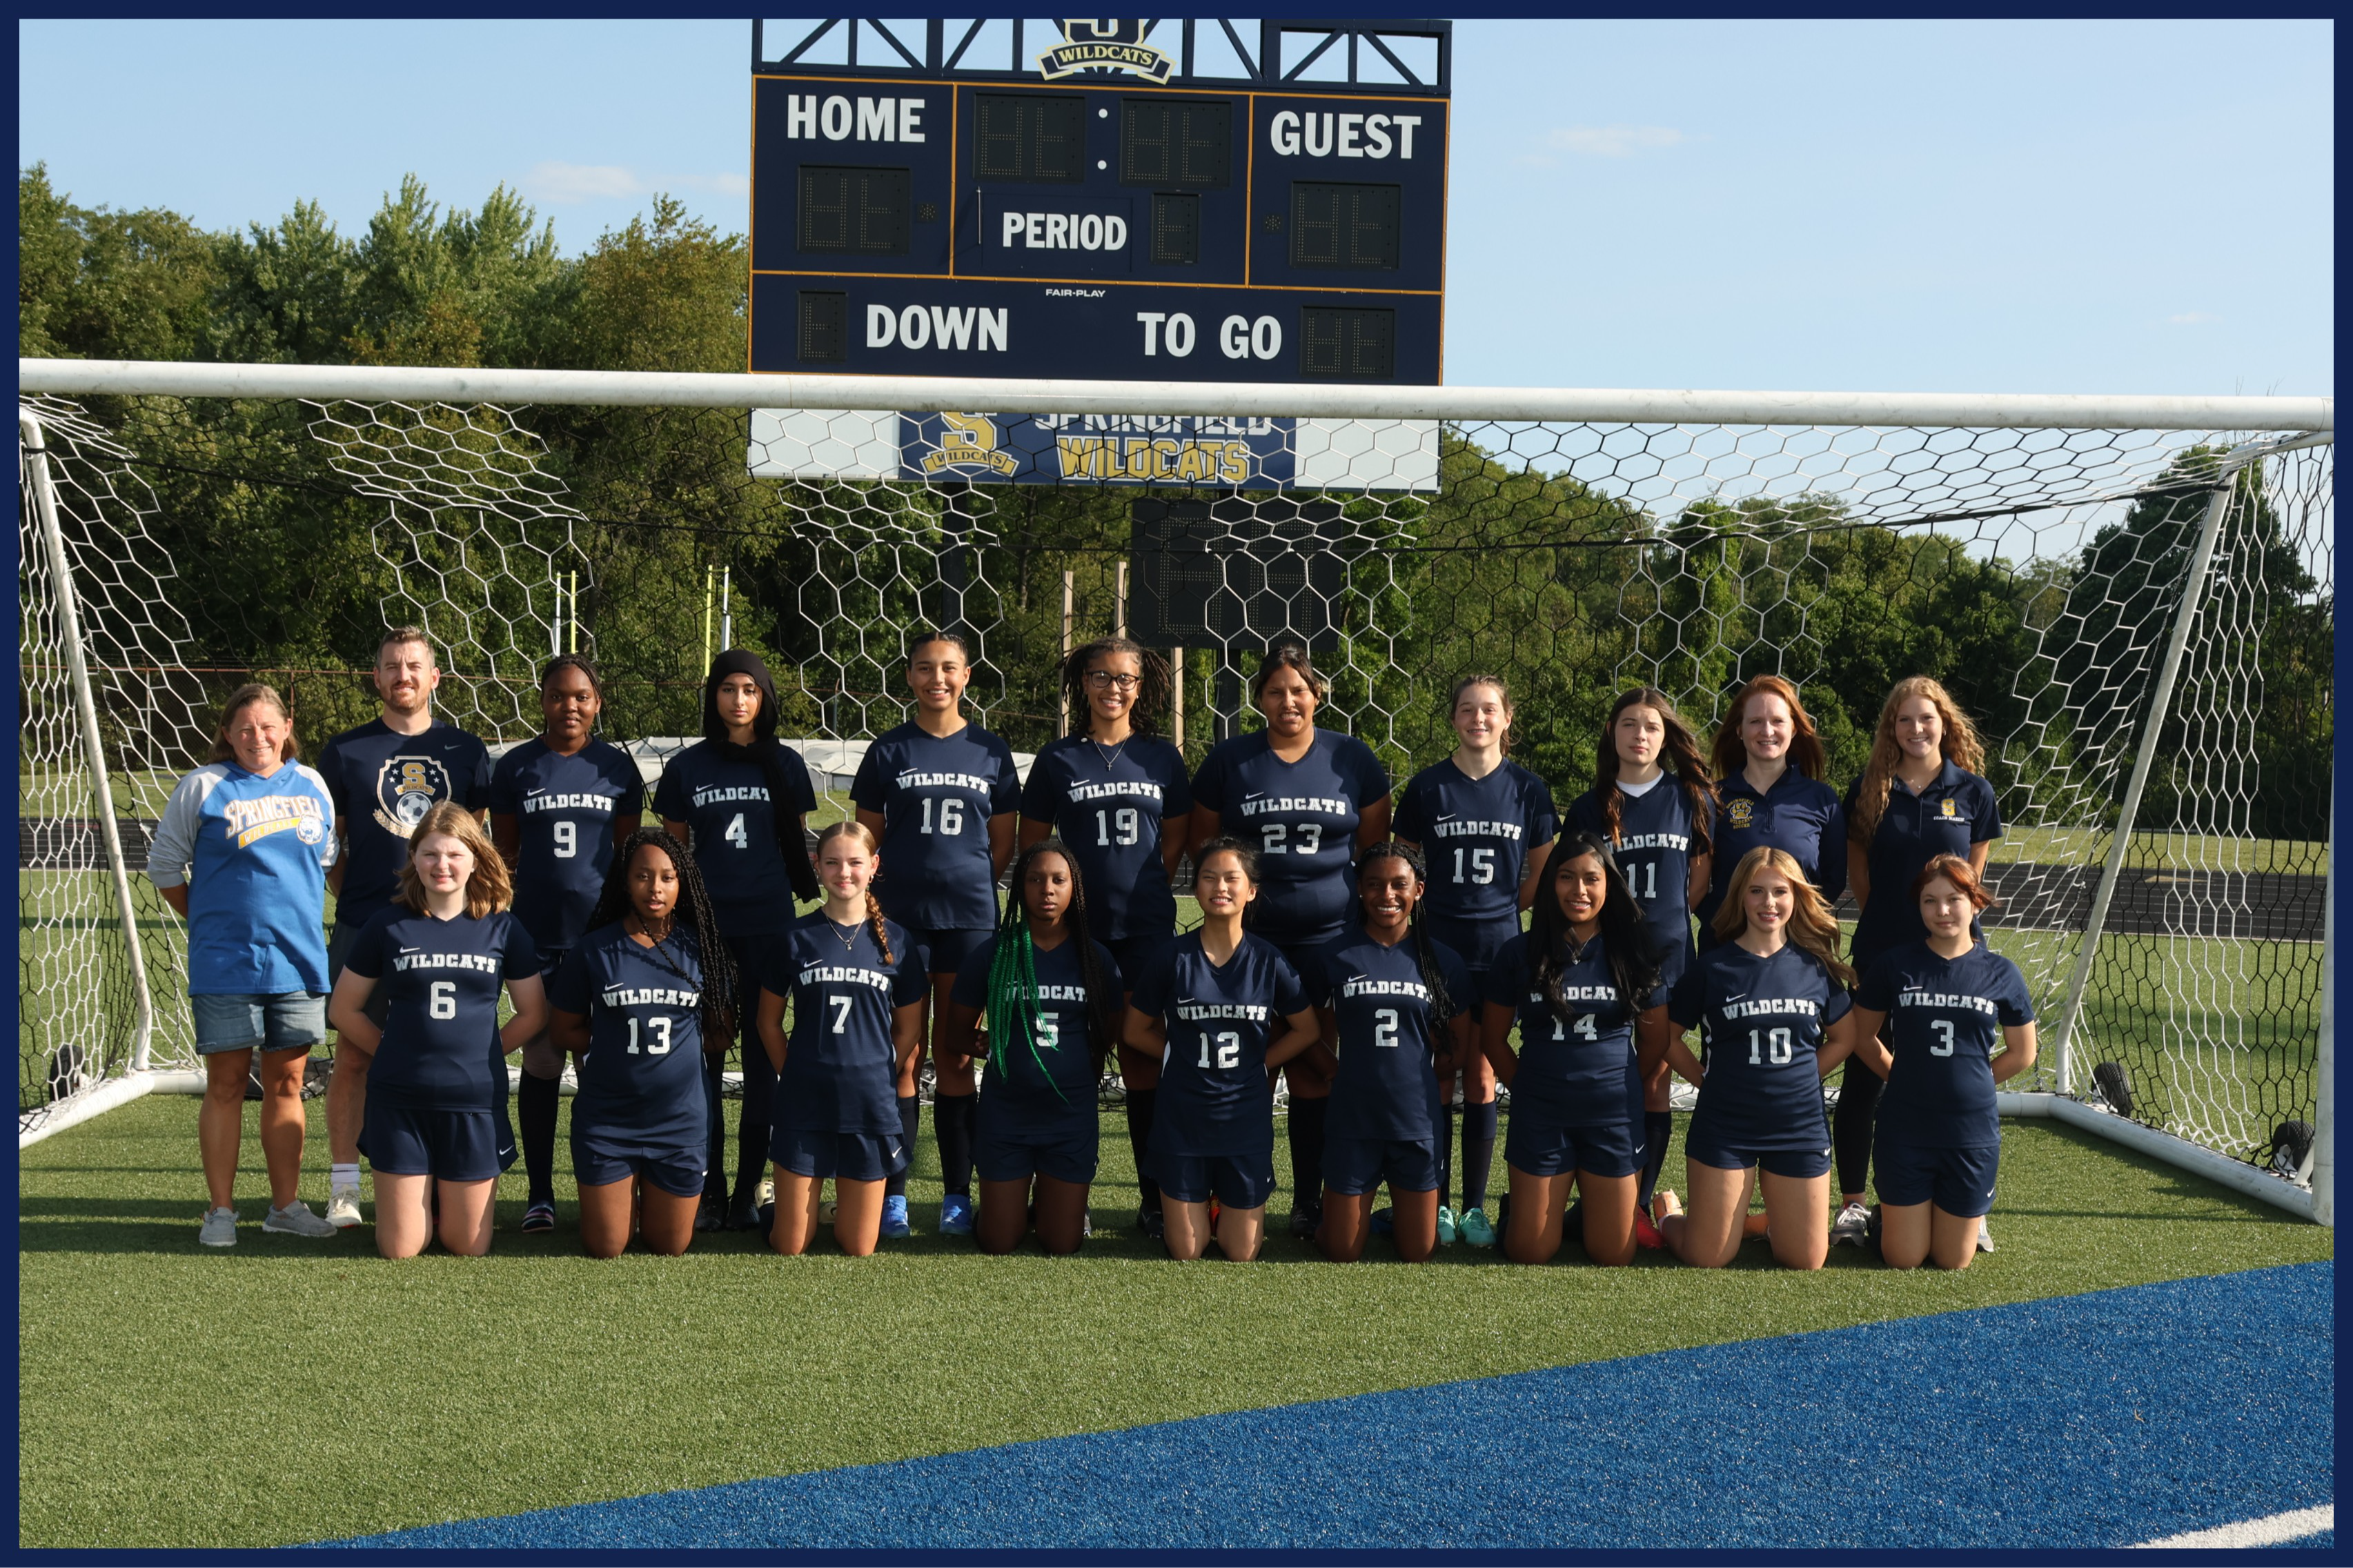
[15,357,2333,1231]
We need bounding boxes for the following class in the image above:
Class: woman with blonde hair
[148,684,342,1247]
[1651,845,1858,1271]
[1696,675,1844,940]
[1830,676,2004,1250]
[327,802,548,1259]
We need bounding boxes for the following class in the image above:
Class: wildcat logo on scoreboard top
[372,756,457,837]
[1036,20,1174,83]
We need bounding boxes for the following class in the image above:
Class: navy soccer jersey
[951,932,1123,1119]
[1669,940,1853,1152]
[489,739,644,955]
[651,740,818,940]
[1844,762,2003,962]
[316,719,492,929]
[1567,779,1708,987]
[549,922,711,1151]
[1856,941,2034,1148]
[1303,930,1473,1143]
[340,905,538,1110]
[1130,933,1311,1156]
[763,911,929,1137]
[1697,771,1845,937]
[1019,733,1192,940]
[1484,931,1668,1129]
[1393,758,1557,971]
[1190,729,1392,951]
[851,722,1023,933]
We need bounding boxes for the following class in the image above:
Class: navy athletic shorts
[904,924,992,979]
[1154,1149,1277,1209]
[1873,1134,2000,1218]
[774,1127,907,1183]
[1684,1118,1833,1180]
[975,1102,1099,1186]
[362,1098,515,1182]
[1506,1113,1643,1180]
[571,1135,707,1200]
[1323,1133,1441,1196]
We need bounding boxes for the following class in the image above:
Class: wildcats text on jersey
[1613,830,1692,852]
[601,986,701,1009]
[799,964,894,992]
[1239,795,1349,818]
[524,792,617,814]
[894,770,996,792]
[1898,989,2001,1016]
[1014,984,1090,1004]
[1720,996,1821,1020]
[1343,977,1431,1000]
[1175,1001,1270,1022]
[1530,983,1624,1005]
[1064,779,1165,804]
[1429,818,1525,840]
[691,784,772,807]
[393,951,502,975]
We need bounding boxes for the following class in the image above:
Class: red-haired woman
[1697,676,1844,938]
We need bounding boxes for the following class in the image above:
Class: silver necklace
[1088,733,1130,774]
[827,915,862,953]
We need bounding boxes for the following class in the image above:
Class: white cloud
[1544,124,1692,157]
[525,161,642,204]
[2165,311,2223,325]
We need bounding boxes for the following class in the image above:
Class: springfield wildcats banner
[748,410,1439,493]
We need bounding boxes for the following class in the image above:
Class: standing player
[490,655,644,1233]
[756,822,929,1258]
[851,631,1022,1240]
[1652,846,1858,1271]
[1303,842,1473,1264]
[1018,637,1190,1237]
[1123,840,1321,1262]
[1833,676,2002,1249]
[653,650,820,1231]
[1565,688,1716,1237]
[945,840,1125,1255]
[1479,832,1671,1267]
[547,828,733,1258]
[1697,675,1844,933]
[1392,674,1555,1249]
[1849,855,2036,1271]
[1187,644,1392,1239]
[315,628,492,1229]
[326,804,547,1259]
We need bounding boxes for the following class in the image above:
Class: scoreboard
[749,19,1450,384]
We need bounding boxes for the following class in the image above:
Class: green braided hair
[983,838,1119,1098]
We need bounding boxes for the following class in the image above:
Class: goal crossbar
[15,357,2336,432]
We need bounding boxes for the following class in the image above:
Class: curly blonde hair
[1711,845,1853,986]
[395,801,511,919]
[1848,677,1987,845]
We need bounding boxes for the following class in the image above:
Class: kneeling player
[1849,853,2036,1271]
[548,829,732,1258]
[946,840,1125,1256]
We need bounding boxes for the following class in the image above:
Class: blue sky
[17,19,2334,395]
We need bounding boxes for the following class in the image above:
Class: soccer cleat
[758,1174,777,1207]
[696,1192,725,1232]
[1435,1204,1457,1245]
[1976,1216,1995,1254]
[521,1200,557,1235]
[1288,1200,1319,1239]
[1831,1200,1871,1247]
[938,1193,975,1235]
[199,1207,238,1247]
[879,1195,912,1239]
[1630,1211,1666,1251]
[818,1198,838,1225]
[325,1183,364,1229]
[1368,1206,1395,1236]
[1456,1207,1496,1248]
[262,1200,337,1238]
[1136,1204,1164,1241]
[725,1192,761,1232]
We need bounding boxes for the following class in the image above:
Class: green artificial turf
[16,1093,2332,1549]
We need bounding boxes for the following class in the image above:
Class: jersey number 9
[552,820,577,859]
[921,797,965,836]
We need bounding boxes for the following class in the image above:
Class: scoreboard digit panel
[749,21,1449,385]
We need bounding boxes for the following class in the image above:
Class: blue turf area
[333,1262,2332,1552]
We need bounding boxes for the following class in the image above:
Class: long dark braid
[1596,687,1718,859]
[1353,839,1453,1022]
[582,826,736,1044]
[1529,829,1662,1024]
[1061,636,1175,738]
[985,838,1121,1093]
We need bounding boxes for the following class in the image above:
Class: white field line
[2134,1503,2334,1548]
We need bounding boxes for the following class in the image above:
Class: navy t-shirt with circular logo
[316,719,492,930]
[1842,762,2003,965]
[1697,771,1844,940]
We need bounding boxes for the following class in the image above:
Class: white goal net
[16,370,2332,1213]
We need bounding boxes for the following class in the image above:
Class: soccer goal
[14,359,2333,1225]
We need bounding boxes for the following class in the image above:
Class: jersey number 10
[1746,1026,1793,1065]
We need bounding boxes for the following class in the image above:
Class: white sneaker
[199,1207,238,1247]
[1976,1216,1995,1254]
[1831,1200,1871,1247]
[263,1200,338,1238]
[325,1184,364,1229]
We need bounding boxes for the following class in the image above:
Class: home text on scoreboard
[749,19,1450,384]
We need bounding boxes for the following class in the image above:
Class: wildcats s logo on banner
[1035,20,1174,83]
[901,413,1295,488]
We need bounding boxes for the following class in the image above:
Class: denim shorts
[191,992,328,1055]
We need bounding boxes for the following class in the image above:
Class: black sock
[1125,1089,1161,1212]
[887,1095,919,1199]
[519,1071,560,1205]
[1833,1058,1882,1198]
[1435,1101,1456,1211]
[1462,1100,1498,1214]
[1637,1110,1673,1209]
[1288,1096,1327,1214]
[1562,1199,1584,1246]
[937,1095,975,1198]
